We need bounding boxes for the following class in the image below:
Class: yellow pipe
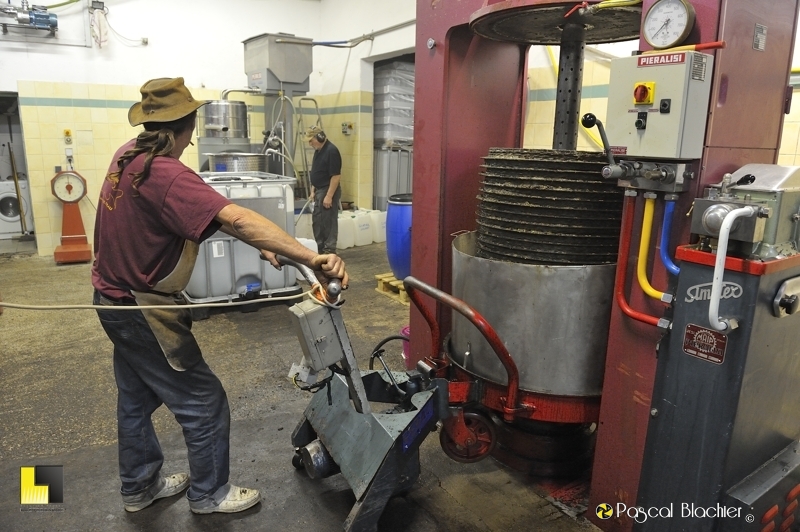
[637,196,669,301]
[581,0,642,15]
[594,0,642,9]
[544,46,604,150]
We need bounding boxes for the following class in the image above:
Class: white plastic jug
[296,237,318,254]
[353,210,373,246]
[294,213,314,240]
[337,214,355,249]
[370,210,387,243]
[294,238,318,281]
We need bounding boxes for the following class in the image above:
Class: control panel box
[605,51,714,160]
[289,299,346,372]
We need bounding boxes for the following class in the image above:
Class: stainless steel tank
[198,101,249,138]
[450,231,615,396]
[197,101,252,171]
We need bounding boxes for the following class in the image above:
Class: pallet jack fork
[282,258,448,532]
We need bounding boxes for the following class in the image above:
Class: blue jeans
[93,290,230,501]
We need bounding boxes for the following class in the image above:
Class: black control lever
[779,294,800,315]
[275,255,342,300]
[581,113,615,166]
[737,174,756,186]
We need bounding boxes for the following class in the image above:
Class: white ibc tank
[370,210,387,243]
[337,214,355,249]
[186,234,288,301]
[353,210,373,246]
[183,173,298,303]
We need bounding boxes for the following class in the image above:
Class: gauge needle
[653,18,671,39]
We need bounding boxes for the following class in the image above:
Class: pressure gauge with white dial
[51,171,87,204]
[643,0,696,50]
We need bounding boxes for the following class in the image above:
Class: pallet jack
[280,257,447,532]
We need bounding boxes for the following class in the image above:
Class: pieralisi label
[638,52,686,67]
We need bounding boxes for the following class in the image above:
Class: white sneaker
[189,484,261,514]
[123,473,190,512]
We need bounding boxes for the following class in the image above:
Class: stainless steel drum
[198,101,249,138]
[450,231,615,397]
[206,153,267,173]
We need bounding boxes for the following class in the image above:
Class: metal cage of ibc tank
[183,172,301,303]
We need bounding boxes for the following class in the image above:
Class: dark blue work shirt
[310,141,342,189]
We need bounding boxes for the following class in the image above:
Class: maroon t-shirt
[91,140,231,300]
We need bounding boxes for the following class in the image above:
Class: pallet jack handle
[403,276,521,421]
[276,255,342,301]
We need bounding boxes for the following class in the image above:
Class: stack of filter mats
[476,149,623,265]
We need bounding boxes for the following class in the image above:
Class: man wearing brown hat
[92,78,348,515]
[305,126,342,254]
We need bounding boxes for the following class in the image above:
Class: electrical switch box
[605,51,713,159]
[288,299,345,372]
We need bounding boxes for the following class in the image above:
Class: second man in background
[305,126,342,254]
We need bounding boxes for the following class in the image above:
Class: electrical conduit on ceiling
[275,19,416,49]
[44,0,81,9]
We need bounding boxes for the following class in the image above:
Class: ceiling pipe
[220,88,261,100]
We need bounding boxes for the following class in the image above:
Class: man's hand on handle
[260,250,347,289]
[259,250,280,269]
[310,253,348,289]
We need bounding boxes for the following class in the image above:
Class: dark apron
[131,240,201,371]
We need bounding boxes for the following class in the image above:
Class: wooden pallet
[375,273,410,305]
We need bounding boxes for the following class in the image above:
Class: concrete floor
[0,234,36,255]
[0,242,599,531]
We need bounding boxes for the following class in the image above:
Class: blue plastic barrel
[386,194,412,280]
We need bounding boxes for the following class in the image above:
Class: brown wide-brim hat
[128,77,207,127]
